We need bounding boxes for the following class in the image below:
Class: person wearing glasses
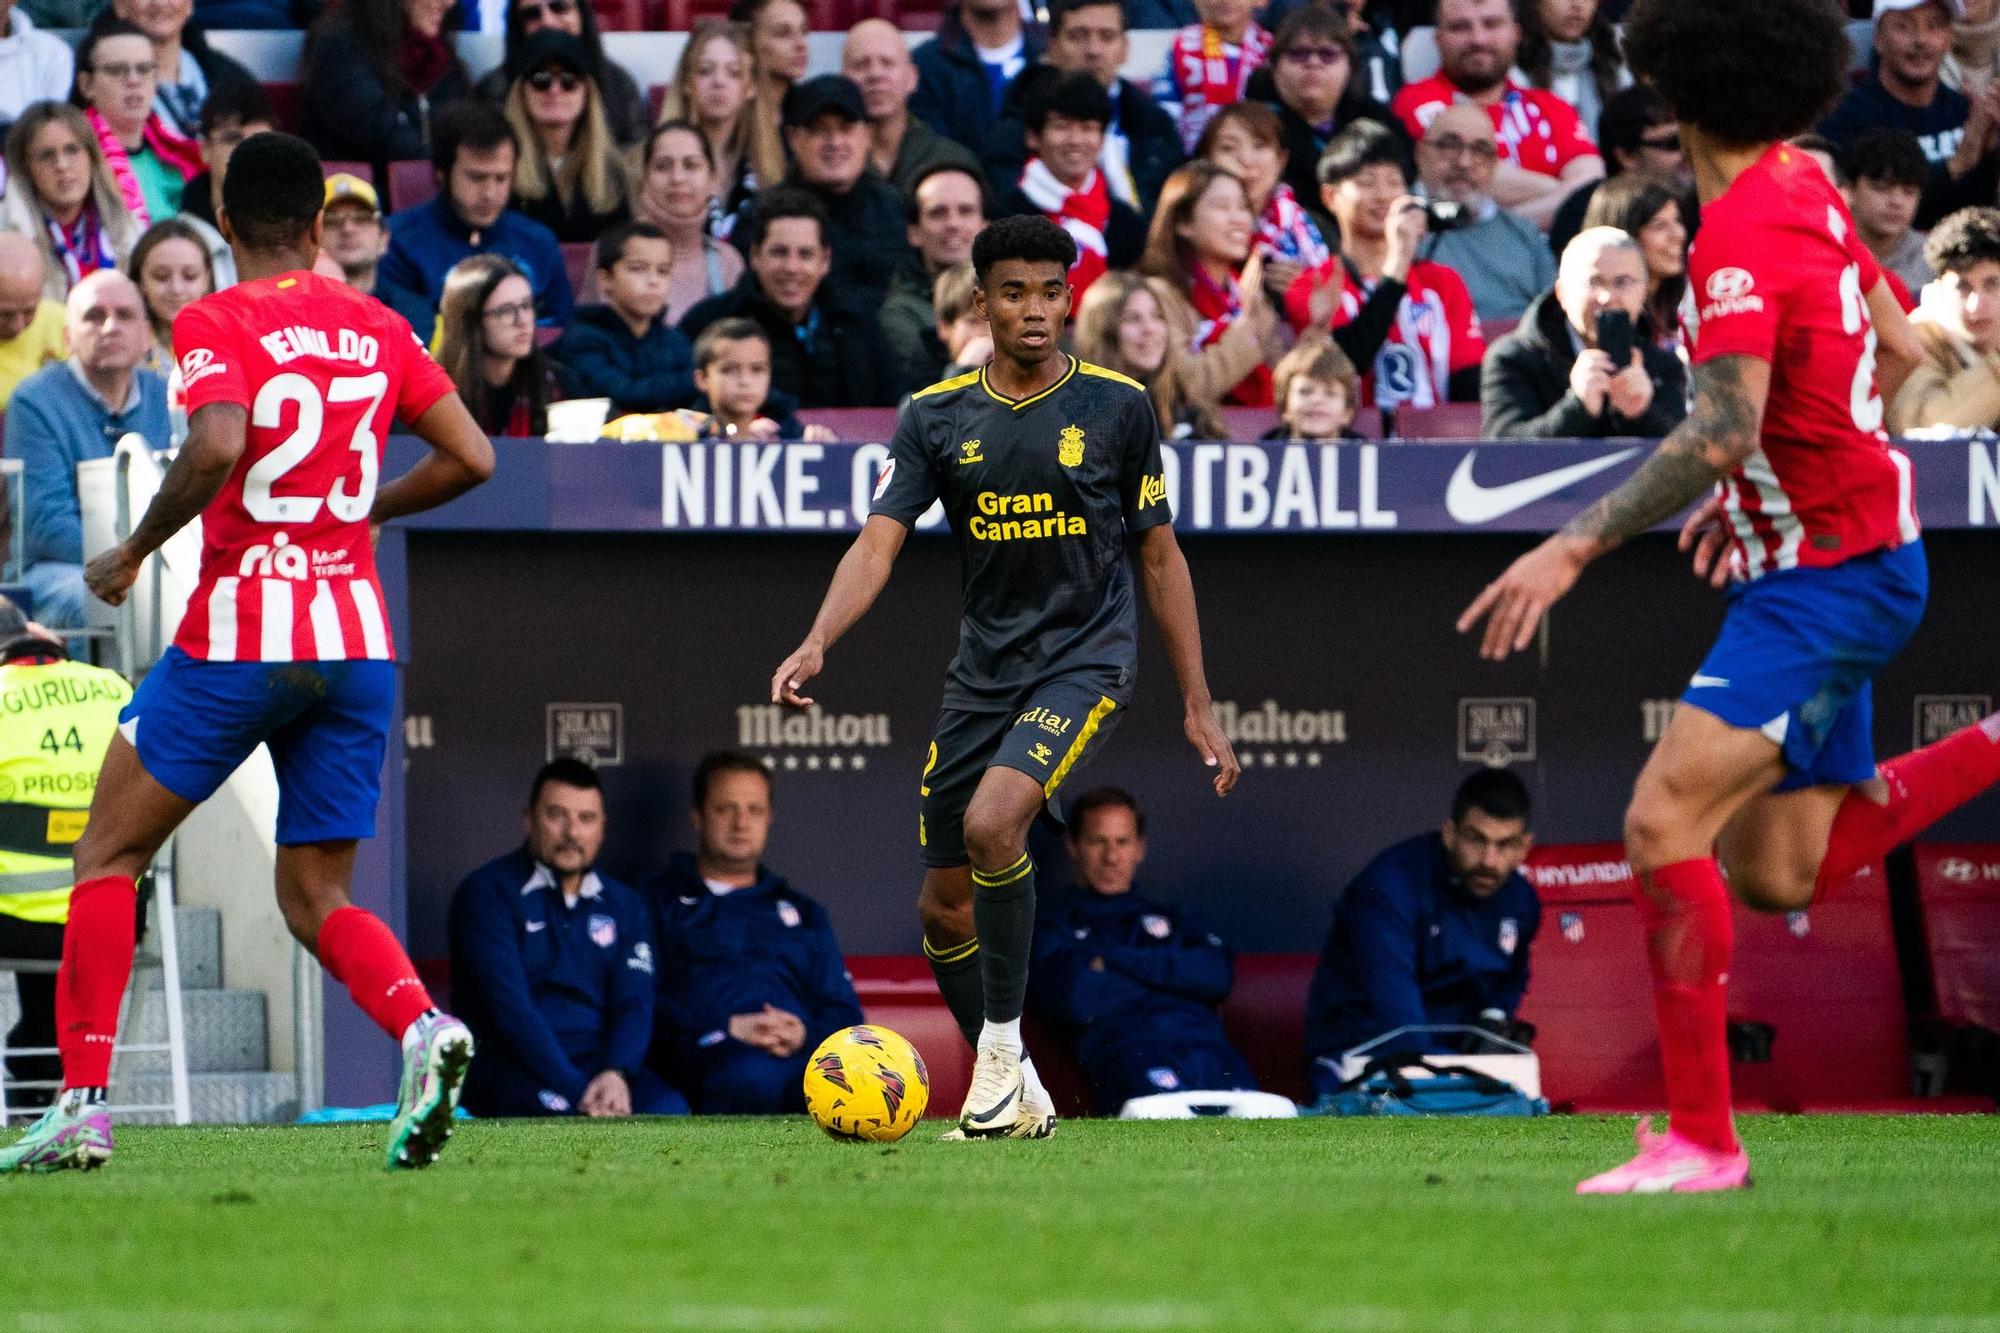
[1547,85,1689,263]
[1303,768,1542,1097]
[501,31,630,244]
[70,19,202,227]
[0,101,144,302]
[301,0,470,168]
[319,172,391,301]
[1246,5,1402,242]
[1413,102,1555,326]
[105,0,257,142]
[1580,172,1688,351]
[436,254,563,438]
[476,0,646,147]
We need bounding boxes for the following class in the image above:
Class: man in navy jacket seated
[1030,787,1255,1113]
[1304,769,1543,1099]
[642,752,864,1114]
[449,760,688,1117]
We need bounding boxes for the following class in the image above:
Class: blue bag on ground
[1314,1057,1548,1117]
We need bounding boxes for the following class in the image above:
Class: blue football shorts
[120,647,396,845]
[1681,540,1928,791]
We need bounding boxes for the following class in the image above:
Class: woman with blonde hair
[504,31,631,243]
[658,19,784,232]
[1,100,145,301]
[1136,160,1284,408]
[1075,271,1235,440]
[436,254,563,437]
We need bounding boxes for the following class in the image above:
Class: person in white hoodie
[0,0,72,124]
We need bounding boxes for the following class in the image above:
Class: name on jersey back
[257,325,383,370]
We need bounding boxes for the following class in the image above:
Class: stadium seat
[1393,402,1485,439]
[1400,26,1439,85]
[796,408,898,441]
[560,244,595,305]
[1913,844,2000,1036]
[647,85,668,125]
[321,160,373,186]
[592,0,647,29]
[849,956,974,1116]
[386,160,438,213]
[261,81,302,134]
[1216,406,1277,440]
[1218,954,1315,1103]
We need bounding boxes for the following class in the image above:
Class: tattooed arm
[1456,353,1769,661]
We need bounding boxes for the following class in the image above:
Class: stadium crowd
[447,756,1543,1117]
[1,0,1997,521]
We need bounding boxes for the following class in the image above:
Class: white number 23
[241,371,388,524]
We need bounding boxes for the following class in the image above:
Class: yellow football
[802,1024,930,1142]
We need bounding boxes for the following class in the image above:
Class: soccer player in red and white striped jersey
[0,134,494,1176]
[1461,0,2000,1193]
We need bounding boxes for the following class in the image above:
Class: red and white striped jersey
[1683,144,1921,581]
[170,272,455,662]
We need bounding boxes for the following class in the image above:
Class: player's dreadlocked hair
[1925,207,2000,279]
[971,216,1077,286]
[1622,0,1850,148]
[221,132,327,250]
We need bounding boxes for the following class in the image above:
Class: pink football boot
[1576,1117,1751,1194]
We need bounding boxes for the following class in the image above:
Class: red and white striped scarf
[1169,22,1273,153]
[1020,157,1110,305]
[1257,183,1330,269]
[1189,261,1271,406]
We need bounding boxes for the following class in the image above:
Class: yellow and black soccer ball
[802,1024,930,1142]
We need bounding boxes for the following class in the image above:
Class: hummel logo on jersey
[1444,449,1641,525]
[1028,742,1053,765]
[958,439,984,465]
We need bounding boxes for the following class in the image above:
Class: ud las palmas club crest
[1058,424,1085,468]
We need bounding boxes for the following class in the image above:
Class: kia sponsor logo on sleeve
[1459,698,1536,767]
[1700,266,1764,321]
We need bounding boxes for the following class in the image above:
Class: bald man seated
[5,271,169,626]
[842,20,982,198]
[1479,225,1687,441]
[0,233,67,409]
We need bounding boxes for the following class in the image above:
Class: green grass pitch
[3,1115,1998,1332]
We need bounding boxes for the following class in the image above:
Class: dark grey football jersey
[870,355,1172,713]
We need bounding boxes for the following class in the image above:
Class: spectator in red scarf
[1137,159,1282,407]
[991,68,1143,311]
[1152,0,1273,156]
[1285,120,1485,411]
[0,100,144,302]
[437,254,562,438]
[70,20,201,228]
[302,0,470,168]
[1197,99,1329,312]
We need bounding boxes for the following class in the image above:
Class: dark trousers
[0,914,64,1109]
[693,1044,810,1115]
[1083,1035,1258,1116]
[461,1047,691,1118]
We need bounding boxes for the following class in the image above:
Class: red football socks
[57,876,139,1090]
[315,906,434,1041]
[1817,715,2000,897]
[1636,857,1738,1154]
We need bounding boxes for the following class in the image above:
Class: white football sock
[977,1018,1022,1056]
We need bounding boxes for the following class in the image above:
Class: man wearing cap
[0,598,132,1111]
[739,74,915,308]
[1822,0,2000,228]
[321,173,390,299]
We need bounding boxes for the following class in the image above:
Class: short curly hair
[1622,0,1850,147]
[971,215,1077,285]
[1925,207,2000,278]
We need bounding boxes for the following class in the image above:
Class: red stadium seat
[647,84,669,125]
[1914,844,2000,1035]
[320,160,373,187]
[386,159,438,212]
[1218,954,1315,1102]
[591,0,646,29]
[796,408,898,442]
[559,244,595,305]
[262,81,302,133]
[1392,402,1485,439]
[849,956,974,1116]
[1216,406,1276,440]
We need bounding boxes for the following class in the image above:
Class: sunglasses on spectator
[514,0,575,19]
[92,60,157,81]
[527,69,584,93]
[1281,45,1346,67]
[484,299,537,325]
[1640,132,1681,152]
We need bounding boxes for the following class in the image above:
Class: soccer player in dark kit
[771,215,1240,1139]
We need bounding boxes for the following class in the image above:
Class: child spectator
[1265,338,1360,441]
[552,221,696,416]
[930,261,992,379]
[1154,0,1272,155]
[691,316,832,441]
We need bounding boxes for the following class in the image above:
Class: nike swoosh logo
[524,921,547,932]
[1445,448,1641,525]
[967,1085,1020,1126]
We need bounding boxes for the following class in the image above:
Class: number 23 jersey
[170,271,456,663]
[1683,142,1920,580]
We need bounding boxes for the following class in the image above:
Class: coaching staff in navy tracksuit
[1031,788,1255,1113]
[1304,769,1542,1098]
[642,752,864,1114]
[450,760,689,1117]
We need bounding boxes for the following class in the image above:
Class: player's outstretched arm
[370,393,497,524]
[1457,353,1770,661]
[770,514,909,707]
[1134,523,1240,797]
[86,402,250,607]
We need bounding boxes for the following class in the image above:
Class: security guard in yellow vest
[0,599,130,1108]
